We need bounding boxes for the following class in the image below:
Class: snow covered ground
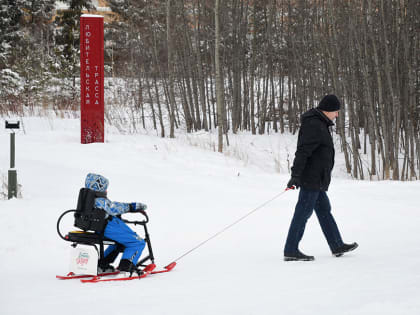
[0,117,419,315]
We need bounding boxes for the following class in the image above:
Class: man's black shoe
[332,242,358,257]
[284,250,315,261]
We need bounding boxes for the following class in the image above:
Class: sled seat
[64,230,119,262]
[65,231,116,246]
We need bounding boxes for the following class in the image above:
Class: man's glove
[287,176,301,189]
[129,202,147,212]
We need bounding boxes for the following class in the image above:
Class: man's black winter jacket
[291,108,335,191]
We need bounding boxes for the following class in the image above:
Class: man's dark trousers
[284,188,344,254]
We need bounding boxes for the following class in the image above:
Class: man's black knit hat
[318,94,341,112]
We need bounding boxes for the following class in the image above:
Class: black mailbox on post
[5,121,20,129]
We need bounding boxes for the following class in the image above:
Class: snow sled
[56,188,159,279]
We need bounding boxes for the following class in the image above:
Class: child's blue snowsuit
[85,173,145,266]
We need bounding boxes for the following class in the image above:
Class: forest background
[0,0,419,181]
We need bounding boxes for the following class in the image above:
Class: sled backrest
[74,188,107,233]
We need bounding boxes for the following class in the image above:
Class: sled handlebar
[123,209,149,225]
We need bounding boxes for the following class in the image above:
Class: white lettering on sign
[84,23,92,108]
[82,21,102,110]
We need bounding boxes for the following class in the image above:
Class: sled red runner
[56,271,120,280]
[80,262,176,283]
[81,272,148,283]
[151,262,176,274]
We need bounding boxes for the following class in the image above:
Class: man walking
[284,94,358,261]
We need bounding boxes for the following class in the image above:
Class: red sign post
[80,15,104,144]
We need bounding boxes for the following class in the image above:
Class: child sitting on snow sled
[84,173,147,276]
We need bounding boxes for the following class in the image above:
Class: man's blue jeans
[284,188,344,254]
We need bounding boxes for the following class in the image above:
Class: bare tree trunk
[215,0,223,152]
[249,1,257,135]
[178,51,195,131]
[379,0,400,179]
[195,0,208,131]
[167,0,176,138]
[152,72,165,138]
[145,74,157,131]
[355,16,377,177]
[366,0,391,179]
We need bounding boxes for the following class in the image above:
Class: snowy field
[0,117,419,315]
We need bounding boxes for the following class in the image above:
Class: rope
[171,188,292,263]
